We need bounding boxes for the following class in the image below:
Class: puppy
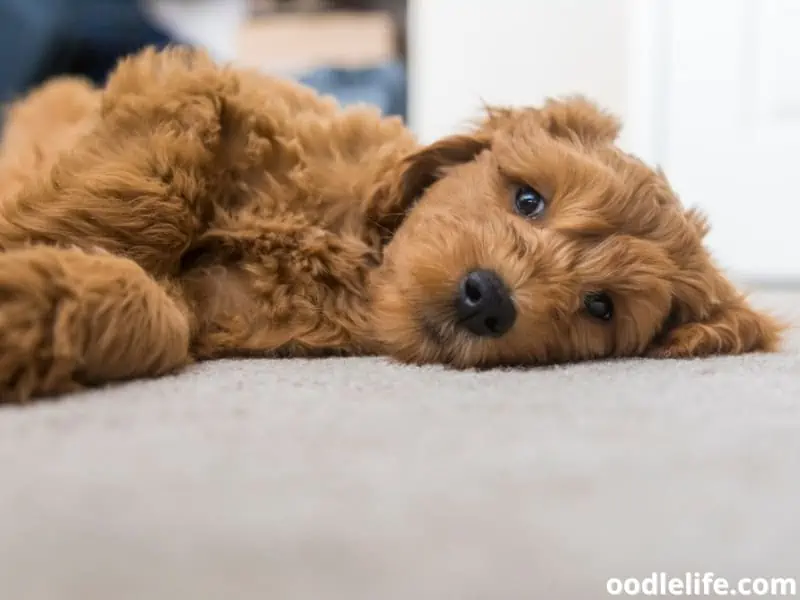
[0,46,783,402]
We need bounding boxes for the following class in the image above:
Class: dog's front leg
[0,246,190,402]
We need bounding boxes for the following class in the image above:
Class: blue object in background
[0,0,174,105]
[298,61,407,121]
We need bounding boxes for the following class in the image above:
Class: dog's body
[0,47,783,401]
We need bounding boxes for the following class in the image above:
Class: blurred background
[0,0,796,283]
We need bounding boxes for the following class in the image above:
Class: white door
[661,0,800,280]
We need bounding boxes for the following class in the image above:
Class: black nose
[455,269,516,338]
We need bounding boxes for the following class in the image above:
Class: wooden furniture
[238,0,405,73]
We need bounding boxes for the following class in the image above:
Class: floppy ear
[479,96,621,144]
[536,96,622,143]
[366,131,491,234]
[398,132,490,207]
[647,293,784,359]
[647,256,784,359]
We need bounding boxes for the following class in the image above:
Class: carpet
[1,290,798,599]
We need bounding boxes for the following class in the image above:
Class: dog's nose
[455,269,516,338]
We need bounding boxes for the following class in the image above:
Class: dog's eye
[584,292,614,321]
[513,185,546,219]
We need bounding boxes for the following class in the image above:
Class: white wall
[407,0,632,145]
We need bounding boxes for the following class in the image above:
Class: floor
[0,291,798,599]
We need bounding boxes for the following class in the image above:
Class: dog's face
[370,97,782,367]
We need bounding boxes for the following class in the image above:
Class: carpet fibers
[1,291,798,599]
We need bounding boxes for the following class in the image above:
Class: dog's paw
[0,264,81,403]
[0,246,191,403]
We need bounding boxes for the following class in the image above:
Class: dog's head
[370,96,783,367]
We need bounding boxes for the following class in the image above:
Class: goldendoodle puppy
[0,46,783,401]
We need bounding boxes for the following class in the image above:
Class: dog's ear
[478,97,621,145]
[537,96,622,143]
[398,131,491,207]
[364,131,491,234]
[648,291,783,359]
[647,256,784,359]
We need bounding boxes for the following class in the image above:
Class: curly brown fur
[0,46,784,402]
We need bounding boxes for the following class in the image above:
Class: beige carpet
[1,291,798,600]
